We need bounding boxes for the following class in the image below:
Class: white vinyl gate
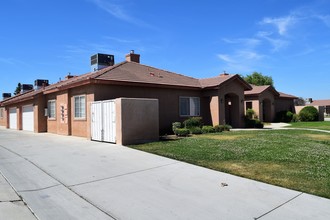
[22,105,34,131]
[9,108,17,129]
[91,100,116,143]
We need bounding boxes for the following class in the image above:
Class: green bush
[213,125,223,133]
[223,124,232,131]
[254,119,264,128]
[175,128,190,136]
[202,126,216,133]
[183,117,203,129]
[246,108,255,120]
[291,114,300,122]
[245,117,256,128]
[190,127,202,134]
[245,118,264,128]
[172,122,181,134]
[275,111,294,122]
[299,106,319,121]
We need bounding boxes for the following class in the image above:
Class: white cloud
[315,14,330,27]
[88,0,153,28]
[257,31,289,52]
[0,57,15,65]
[103,36,139,44]
[217,54,234,63]
[260,15,297,36]
[222,38,260,48]
[217,50,264,73]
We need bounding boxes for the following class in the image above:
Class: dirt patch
[305,134,330,141]
[200,134,253,141]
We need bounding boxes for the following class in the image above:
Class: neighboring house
[308,99,330,116]
[244,85,297,122]
[0,52,252,143]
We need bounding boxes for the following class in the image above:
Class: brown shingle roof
[308,99,330,106]
[245,85,279,96]
[95,61,201,88]
[199,74,252,90]
[1,89,42,105]
[1,61,253,105]
[278,92,297,99]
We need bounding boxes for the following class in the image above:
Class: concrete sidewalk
[0,127,329,219]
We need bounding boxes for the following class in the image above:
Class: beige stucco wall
[0,107,6,126]
[245,90,276,122]
[2,96,47,132]
[94,84,201,133]
[116,98,159,145]
[218,80,246,128]
[209,96,219,126]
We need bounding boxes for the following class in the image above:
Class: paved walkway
[0,127,330,219]
[264,122,330,133]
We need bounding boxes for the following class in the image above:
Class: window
[47,100,56,119]
[180,97,200,116]
[0,108,3,118]
[74,95,86,119]
[246,101,252,111]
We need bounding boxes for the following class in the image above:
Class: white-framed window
[47,100,56,119]
[179,97,200,117]
[74,95,86,119]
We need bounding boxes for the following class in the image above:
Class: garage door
[9,108,17,129]
[91,100,116,143]
[22,105,34,131]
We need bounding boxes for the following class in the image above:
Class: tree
[14,83,21,95]
[294,97,306,106]
[243,72,274,86]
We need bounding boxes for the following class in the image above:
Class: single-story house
[308,99,330,116]
[244,85,297,122]
[0,52,252,144]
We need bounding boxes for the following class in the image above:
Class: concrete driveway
[0,127,329,220]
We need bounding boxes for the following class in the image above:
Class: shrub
[223,124,232,131]
[190,127,202,134]
[213,125,223,133]
[175,128,190,136]
[246,108,255,120]
[275,111,294,122]
[254,119,264,128]
[202,126,216,133]
[245,117,256,128]
[299,106,319,121]
[172,122,181,134]
[183,117,203,129]
[291,114,300,122]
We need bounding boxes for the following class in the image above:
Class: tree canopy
[14,83,21,95]
[243,72,274,86]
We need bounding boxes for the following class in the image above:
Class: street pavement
[0,127,330,220]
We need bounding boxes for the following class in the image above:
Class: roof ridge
[92,61,127,79]
[130,61,200,81]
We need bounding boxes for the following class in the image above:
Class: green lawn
[289,121,330,131]
[130,130,330,199]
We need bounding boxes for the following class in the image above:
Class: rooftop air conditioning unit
[91,53,114,72]
[21,84,34,93]
[34,79,49,89]
[2,93,11,99]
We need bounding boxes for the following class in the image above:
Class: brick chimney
[125,50,140,63]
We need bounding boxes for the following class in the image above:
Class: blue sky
[1,0,329,99]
